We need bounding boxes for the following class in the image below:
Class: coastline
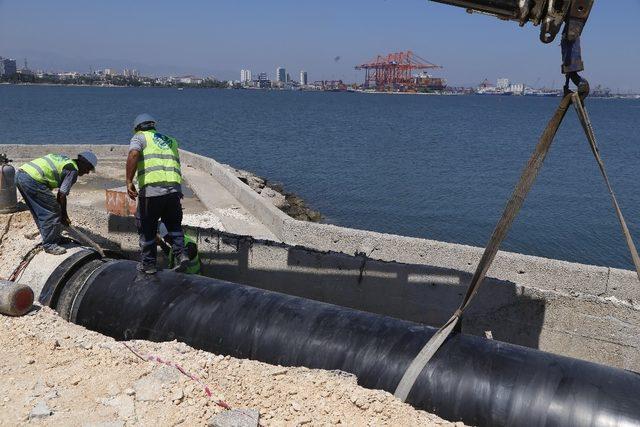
[224,165,322,223]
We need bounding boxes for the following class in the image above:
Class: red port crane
[355,51,443,91]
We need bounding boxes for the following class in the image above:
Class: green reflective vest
[20,154,78,189]
[136,130,182,188]
[169,234,201,275]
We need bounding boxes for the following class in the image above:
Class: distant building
[276,67,286,83]
[103,68,116,76]
[123,69,139,78]
[509,83,525,95]
[57,72,80,80]
[240,69,252,83]
[300,70,308,86]
[177,75,202,84]
[256,72,271,88]
[0,57,17,77]
[497,78,510,90]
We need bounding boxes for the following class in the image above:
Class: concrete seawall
[3,144,639,371]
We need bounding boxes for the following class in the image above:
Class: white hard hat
[134,113,156,129]
[78,151,98,170]
[158,222,168,239]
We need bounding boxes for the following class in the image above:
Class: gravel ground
[0,307,459,426]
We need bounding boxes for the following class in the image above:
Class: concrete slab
[70,162,207,216]
[182,165,277,240]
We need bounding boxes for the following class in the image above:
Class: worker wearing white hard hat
[126,113,189,274]
[16,150,98,255]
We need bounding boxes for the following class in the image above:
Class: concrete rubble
[209,408,260,427]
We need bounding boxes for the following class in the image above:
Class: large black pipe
[58,259,640,426]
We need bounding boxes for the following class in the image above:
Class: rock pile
[226,166,322,223]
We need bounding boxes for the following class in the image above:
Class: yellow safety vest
[169,234,201,274]
[20,154,78,189]
[136,130,182,188]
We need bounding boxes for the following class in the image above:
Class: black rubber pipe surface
[65,260,640,426]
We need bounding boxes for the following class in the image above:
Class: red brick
[106,186,137,217]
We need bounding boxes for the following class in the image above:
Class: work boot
[136,263,158,275]
[173,253,191,273]
[44,245,67,255]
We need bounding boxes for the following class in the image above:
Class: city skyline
[0,51,634,96]
[1,1,639,91]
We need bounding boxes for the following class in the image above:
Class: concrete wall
[184,227,640,371]
[179,150,288,240]
[5,144,640,371]
[2,144,128,163]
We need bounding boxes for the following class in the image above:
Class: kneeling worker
[16,151,98,255]
[158,223,201,274]
[126,113,190,274]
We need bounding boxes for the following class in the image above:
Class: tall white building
[300,70,308,86]
[497,78,510,89]
[240,69,252,83]
[276,67,286,83]
[509,83,525,95]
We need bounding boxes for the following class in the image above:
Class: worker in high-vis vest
[126,113,189,275]
[16,151,98,255]
[157,223,201,274]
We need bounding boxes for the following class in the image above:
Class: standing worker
[157,223,201,274]
[126,113,189,274]
[16,151,98,255]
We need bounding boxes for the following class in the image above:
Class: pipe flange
[38,248,100,307]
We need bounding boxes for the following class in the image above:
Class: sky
[1,0,639,91]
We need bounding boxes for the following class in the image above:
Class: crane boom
[429,0,593,44]
[428,0,594,94]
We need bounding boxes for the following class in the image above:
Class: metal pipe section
[53,259,640,427]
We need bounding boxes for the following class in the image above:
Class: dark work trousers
[135,192,185,268]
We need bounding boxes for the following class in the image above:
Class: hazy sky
[1,0,639,90]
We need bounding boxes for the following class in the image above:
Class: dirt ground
[0,307,458,426]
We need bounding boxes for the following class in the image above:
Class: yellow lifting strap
[394,93,640,402]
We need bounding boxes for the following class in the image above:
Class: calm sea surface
[1,85,639,269]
